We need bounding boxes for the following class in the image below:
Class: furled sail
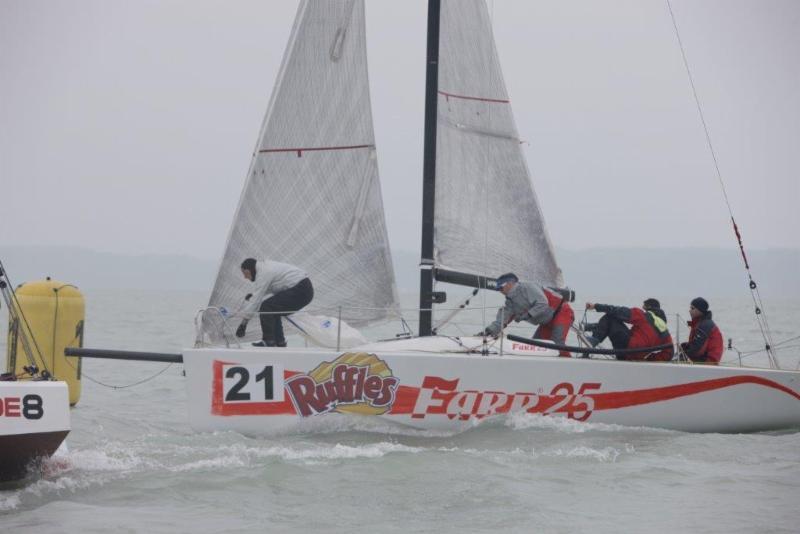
[207,0,398,342]
[434,0,564,286]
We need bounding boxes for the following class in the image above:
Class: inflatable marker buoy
[6,279,84,406]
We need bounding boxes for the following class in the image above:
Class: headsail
[434,0,563,286]
[207,0,398,342]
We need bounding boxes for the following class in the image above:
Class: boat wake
[505,412,676,434]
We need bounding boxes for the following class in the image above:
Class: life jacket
[645,311,670,338]
[627,308,674,361]
[686,316,724,363]
[543,288,573,326]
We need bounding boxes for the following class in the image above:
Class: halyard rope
[666,0,779,368]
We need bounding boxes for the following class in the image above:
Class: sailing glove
[236,320,248,338]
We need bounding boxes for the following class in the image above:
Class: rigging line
[0,279,37,371]
[478,0,499,337]
[666,0,778,368]
[433,289,479,334]
[0,260,51,375]
[774,334,800,346]
[61,337,174,389]
[72,359,173,390]
[738,345,800,357]
[665,0,732,218]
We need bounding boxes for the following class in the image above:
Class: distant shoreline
[1,245,797,297]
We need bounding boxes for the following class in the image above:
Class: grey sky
[1,0,798,263]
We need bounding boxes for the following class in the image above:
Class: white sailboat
[82,0,800,434]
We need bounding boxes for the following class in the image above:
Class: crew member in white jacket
[235,258,314,347]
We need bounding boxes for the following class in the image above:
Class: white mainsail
[207,0,398,343]
[434,0,564,287]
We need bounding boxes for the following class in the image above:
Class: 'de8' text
[0,394,44,420]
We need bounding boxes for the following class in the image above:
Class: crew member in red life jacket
[680,297,724,364]
[583,298,674,361]
[477,273,575,357]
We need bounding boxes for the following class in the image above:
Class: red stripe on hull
[592,375,800,411]
[210,359,799,418]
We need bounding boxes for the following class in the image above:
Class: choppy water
[2,290,799,533]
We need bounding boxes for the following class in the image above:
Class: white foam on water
[432,443,632,464]
[256,412,460,438]
[264,441,424,462]
[543,444,634,463]
[67,447,148,472]
[0,441,156,511]
[169,455,249,472]
[505,412,672,434]
[159,440,427,471]
[0,493,22,512]
[0,438,427,510]
[3,471,117,512]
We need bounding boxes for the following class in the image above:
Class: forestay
[434,0,563,287]
[207,0,398,343]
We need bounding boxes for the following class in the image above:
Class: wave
[505,412,675,434]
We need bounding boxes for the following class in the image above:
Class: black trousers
[258,278,313,345]
[592,314,631,358]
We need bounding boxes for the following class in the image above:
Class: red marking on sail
[438,90,509,104]
[258,144,373,158]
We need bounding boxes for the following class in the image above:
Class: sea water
[1,290,799,533]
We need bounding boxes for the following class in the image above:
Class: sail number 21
[222,364,285,403]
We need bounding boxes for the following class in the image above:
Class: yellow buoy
[6,278,84,406]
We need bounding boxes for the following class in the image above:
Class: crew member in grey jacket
[235,258,314,347]
[478,273,574,356]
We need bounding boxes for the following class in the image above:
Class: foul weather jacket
[241,260,308,317]
[487,282,572,336]
[685,314,724,363]
[594,304,674,361]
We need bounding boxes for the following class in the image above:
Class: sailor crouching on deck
[236,258,314,347]
[477,273,575,357]
[583,298,674,361]
[680,297,723,364]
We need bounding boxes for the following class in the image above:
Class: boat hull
[0,381,70,481]
[183,343,800,435]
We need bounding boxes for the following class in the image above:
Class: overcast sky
[1,0,798,263]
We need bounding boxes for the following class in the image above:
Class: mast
[418,0,441,337]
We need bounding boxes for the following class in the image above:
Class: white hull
[0,381,70,481]
[183,337,800,435]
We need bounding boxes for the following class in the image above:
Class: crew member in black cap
[477,273,574,357]
[680,297,724,364]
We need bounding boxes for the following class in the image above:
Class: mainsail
[207,0,398,341]
[433,0,564,286]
